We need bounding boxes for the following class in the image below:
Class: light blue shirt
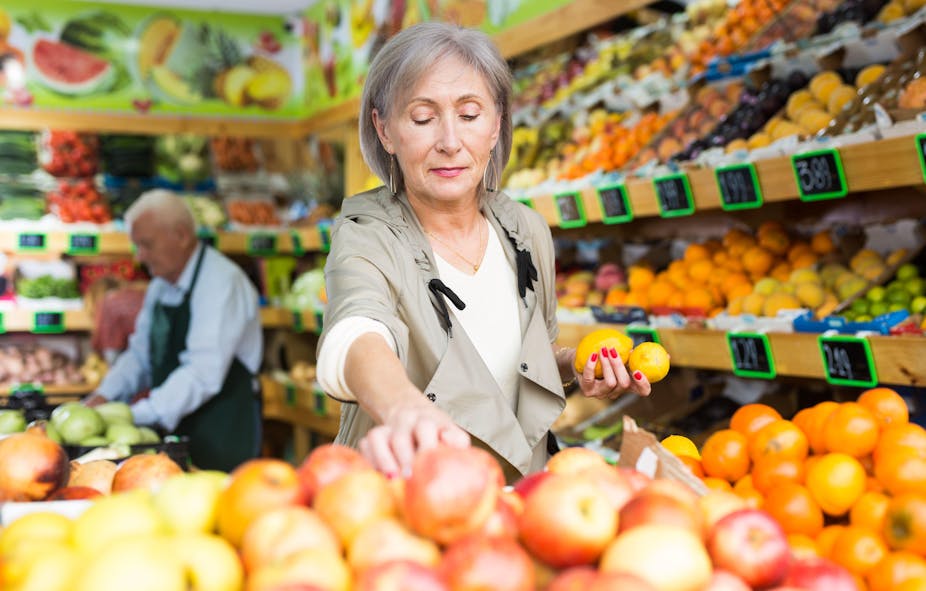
[96,244,262,431]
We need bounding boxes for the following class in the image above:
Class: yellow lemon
[628,342,671,383]
[0,512,72,559]
[661,435,701,460]
[574,328,633,378]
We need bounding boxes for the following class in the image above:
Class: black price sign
[627,327,660,347]
[916,133,926,184]
[596,184,633,224]
[10,382,44,397]
[653,174,694,217]
[726,332,776,379]
[68,233,99,254]
[716,164,763,210]
[554,191,587,229]
[17,233,46,251]
[248,233,277,256]
[32,311,64,334]
[819,335,877,387]
[792,149,847,201]
[314,389,327,415]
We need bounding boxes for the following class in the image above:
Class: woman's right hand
[358,399,470,478]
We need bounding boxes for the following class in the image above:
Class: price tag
[10,382,44,396]
[653,174,695,217]
[553,191,587,229]
[17,233,46,252]
[916,133,926,184]
[627,327,660,347]
[318,224,331,254]
[313,389,327,415]
[292,311,305,333]
[290,231,304,256]
[32,311,64,334]
[67,233,99,254]
[198,231,218,249]
[716,164,763,210]
[792,149,847,201]
[314,311,324,334]
[0,312,4,334]
[284,383,296,407]
[596,184,633,224]
[726,332,776,379]
[515,196,534,209]
[248,234,277,256]
[819,335,878,387]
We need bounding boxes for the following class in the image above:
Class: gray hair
[359,22,513,193]
[124,189,196,235]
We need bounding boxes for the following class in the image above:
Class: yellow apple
[155,472,226,534]
[241,505,341,573]
[348,517,441,574]
[247,548,350,591]
[313,468,395,547]
[0,511,72,559]
[174,533,244,591]
[2,541,78,591]
[72,490,167,554]
[75,535,185,591]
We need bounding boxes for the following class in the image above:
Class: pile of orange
[666,387,926,591]
[695,0,788,61]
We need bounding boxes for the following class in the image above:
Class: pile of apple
[1,430,859,591]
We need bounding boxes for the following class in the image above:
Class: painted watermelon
[30,39,115,96]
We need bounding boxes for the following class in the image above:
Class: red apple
[296,444,370,504]
[241,506,341,573]
[439,535,534,591]
[590,572,657,591]
[545,447,609,474]
[641,478,699,509]
[704,569,751,591]
[545,566,598,591]
[617,466,652,493]
[512,471,552,500]
[618,492,703,537]
[111,452,183,494]
[47,485,103,500]
[472,496,519,539]
[577,464,635,513]
[313,468,396,546]
[782,556,859,591]
[601,524,712,591]
[404,446,503,546]
[348,517,441,574]
[707,509,791,589]
[697,490,748,532]
[518,473,617,568]
[358,560,448,591]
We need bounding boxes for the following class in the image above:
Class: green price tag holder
[553,191,587,229]
[596,183,633,224]
[653,173,695,218]
[0,312,5,335]
[818,334,878,388]
[292,311,305,333]
[318,223,331,254]
[248,234,278,256]
[33,311,65,334]
[627,327,660,346]
[791,148,847,201]
[10,382,44,396]
[197,230,218,249]
[715,163,763,211]
[314,311,324,334]
[313,388,328,416]
[290,231,305,257]
[284,383,296,407]
[515,196,534,209]
[726,332,776,379]
[17,232,47,252]
[916,133,926,184]
[67,233,100,255]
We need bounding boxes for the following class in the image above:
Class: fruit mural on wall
[0,1,301,117]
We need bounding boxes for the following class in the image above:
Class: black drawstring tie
[428,278,465,337]
[516,248,538,302]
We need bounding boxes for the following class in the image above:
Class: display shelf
[0,227,325,256]
[0,384,94,398]
[557,322,926,386]
[260,375,340,460]
[528,134,926,228]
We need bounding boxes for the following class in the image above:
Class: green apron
[149,245,261,472]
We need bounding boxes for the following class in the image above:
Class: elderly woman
[317,22,650,482]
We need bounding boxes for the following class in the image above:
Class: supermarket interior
[1,0,926,589]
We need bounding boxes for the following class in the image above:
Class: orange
[851,491,890,534]
[683,286,716,311]
[734,473,755,494]
[895,578,926,591]
[806,453,867,517]
[737,486,765,509]
[787,533,820,559]
[684,243,711,263]
[757,230,790,256]
[742,246,775,276]
[874,423,926,465]
[701,429,751,482]
[770,261,792,283]
[867,551,926,591]
[811,230,836,255]
[831,525,889,577]
[623,291,650,310]
[678,455,704,478]
[791,252,819,270]
[808,401,840,455]
[628,266,656,292]
[763,482,824,537]
[661,435,701,460]
[730,403,782,438]
[688,259,714,284]
[756,220,786,237]
[858,387,909,430]
[817,524,847,558]
[749,420,809,463]
[647,281,677,308]
[823,402,880,458]
[752,456,806,494]
[792,407,816,439]
[574,328,634,378]
[883,493,926,556]
[874,448,926,497]
[702,477,734,492]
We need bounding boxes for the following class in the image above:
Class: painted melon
[31,39,114,96]
[136,15,181,80]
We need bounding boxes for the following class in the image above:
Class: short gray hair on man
[124,189,196,235]
[359,21,513,193]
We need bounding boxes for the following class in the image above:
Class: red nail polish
[633,371,643,381]
[610,348,618,359]
[600,347,609,358]
[385,471,396,479]
[590,353,598,362]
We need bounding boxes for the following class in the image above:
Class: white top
[96,244,262,431]
[317,218,522,402]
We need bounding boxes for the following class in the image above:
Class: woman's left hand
[576,347,651,400]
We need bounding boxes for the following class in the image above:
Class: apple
[47,485,103,500]
[68,459,117,494]
[348,517,441,574]
[545,447,609,474]
[0,432,70,501]
[71,490,167,554]
[314,468,395,546]
[75,535,185,591]
[154,472,226,535]
[174,533,243,591]
[600,524,712,591]
[512,471,552,500]
[707,509,791,588]
[246,548,350,591]
[440,534,534,591]
[471,495,519,539]
[782,556,858,591]
[704,569,751,591]
[2,543,81,591]
[242,506,341,573]
[545,566,598,591]
[640,478,699,509]
[518,473,617,568]
[357,560,449,591]
[404,445,503,545]
[577,463,635,512]
[618,466,652,493]
[216,459,306,547]
[296,444,370,503]
[697,490,748,532]
[618,492,703,537]
[111,452,183,494]
[591,572,657,591]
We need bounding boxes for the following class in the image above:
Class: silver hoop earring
[483,154,498,193]
[388,155,398,195]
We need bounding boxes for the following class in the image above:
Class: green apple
[72,490,168,554]
[869,302,890,317]
[51,403,105,444]
[904,277,925,296]
[850,299,870,315]
[889,303,908,313]
[106,423,143,445]
[79,435,110,447]
[174,533,243,591]
[138,426,161,444]
[154,472,224,534]
[866,286,886,302]
[95,401,134,426]
[0,409,26,434]
[75,535,185,591]
[887,289,911,306]
[896,263,919,281]
[912,295,926,315]
[855,314,873,322]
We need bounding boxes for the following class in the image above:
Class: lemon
[628,342,670,383]
[661,435,701,460]
[0,512,72,559]
[574,328,633,379]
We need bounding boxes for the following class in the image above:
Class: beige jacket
[318,186,565,480]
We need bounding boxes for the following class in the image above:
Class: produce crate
[63,436,191,470]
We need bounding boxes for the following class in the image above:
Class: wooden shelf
[530,134,926,228]
[260,375,340,461]
[557,323,926,386]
